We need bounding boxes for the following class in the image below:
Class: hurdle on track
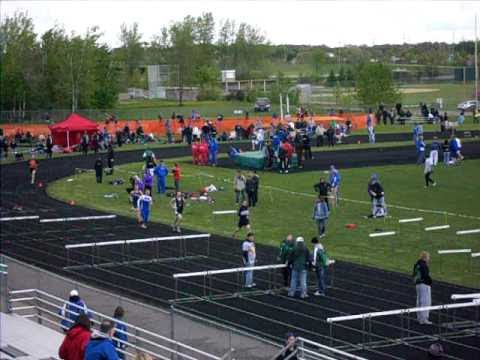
[212,210,236,226]
[451,293,480,300]
[325,300,480,347]
[40,214,117,223]
[0,215,39,222]
[64,234,211,270]
[456,229,480,235]
[437,249,472,273]
[173,263,286,300]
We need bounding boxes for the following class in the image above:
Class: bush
[225,90,246,102]
[198,86,221,101]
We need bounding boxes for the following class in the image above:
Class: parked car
[254,98,271,112]
[457,100,479,112]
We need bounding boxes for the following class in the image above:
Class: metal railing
[270,336,367,360]
[8,288,232,360]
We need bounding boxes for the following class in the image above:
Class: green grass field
[48,157,480,288]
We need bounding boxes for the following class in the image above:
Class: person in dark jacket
[94,158,103,184]
[287,237,311,298]
[251,171,260,206]
[59,290,90,332]
[314,178,331,206]
[59,313,92,360]
[413,251,433,325]
[113,306,128,359]
[46,134,54,159]
[277,234,294,286]
[85,320,119,360]
[245,174,256,207]
[275,332,298,360]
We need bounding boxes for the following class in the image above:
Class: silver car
[457,100,479,112]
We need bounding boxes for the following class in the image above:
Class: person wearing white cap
[287,237,311,299]
[59,289,90,332]
[311,237,330,296]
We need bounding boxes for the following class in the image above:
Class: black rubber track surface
[1,142,479,360]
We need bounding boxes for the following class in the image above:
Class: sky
[1,0,479,47]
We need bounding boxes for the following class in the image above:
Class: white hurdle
[173,264,286,299]
[451,293,480,300]
[425,225,450,232]
[0,215,40,222]
[369,231,396,238]
[456,229,480,235]
[40,214,117,223]
[437,249,472,272]
[398,217,423,223]
[64,234,211,268]
[212,210,237,226]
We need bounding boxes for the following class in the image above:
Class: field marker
[437,249,471,255]
[0,215,39,222]
[456,229,480,235]
[40,215,117,223]
[398,217,423,223]
[369,231,396,238]
[425,225,450,232]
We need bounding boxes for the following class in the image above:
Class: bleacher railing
[8,288,231,360]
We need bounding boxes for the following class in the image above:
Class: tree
[311,49,326,74]
[326,70,336,87]
[337,67,346,84]
[355,63,401,108]
[118,22,144,89]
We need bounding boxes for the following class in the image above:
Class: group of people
[242,233,333,298]
[58,290,128,360]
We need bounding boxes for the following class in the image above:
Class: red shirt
[282,142,294,157]
[59,325,91,360]
[173,166,181,181]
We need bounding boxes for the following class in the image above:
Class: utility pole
[475,14,479,113]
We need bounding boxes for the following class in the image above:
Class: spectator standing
[413,251,433,325]
[326,126,335,147]
[252,171,260,206]
[424,157,436,188]
[442,140,450,166]
[208,137,218,166]
[312,198,329,238]
[107,144,115,174]
[278,235,294,287]
[313,177,331,206]
[46,134,54,159]
[153,160,169,194]
[367,125,375,144]
[294,133,304,168]
[112,307,128,360]
[81,132,89,155]
[315,123,326,147]
[94,158,104,184]
[242,232,256,288]
[172,163,182,191]
[234,170,246,204]
[287,237,311,299]
[234,200,251,237]
[245,174,256,208]
[59,314,92,360]
[368,176,387,218]
[329,165,340,207]
[429,140,440,166]
[59,290,90,332]
[311,237,329,296]
[165,118,173,144]
[28,157,38,185]
[143,169,153,194]
[84,320,119,360]
[457,111,465,126]
[416,136,426,164]
[302,132,312,160]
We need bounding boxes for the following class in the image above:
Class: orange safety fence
[1,114,368,139]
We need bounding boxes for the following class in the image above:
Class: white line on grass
[196,171,480,221]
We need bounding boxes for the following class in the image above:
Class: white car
[457,100,479,112]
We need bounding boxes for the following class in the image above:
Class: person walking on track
[170,191,185,233]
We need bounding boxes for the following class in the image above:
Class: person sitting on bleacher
[59,290,91,332]
[59,313,92,360]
